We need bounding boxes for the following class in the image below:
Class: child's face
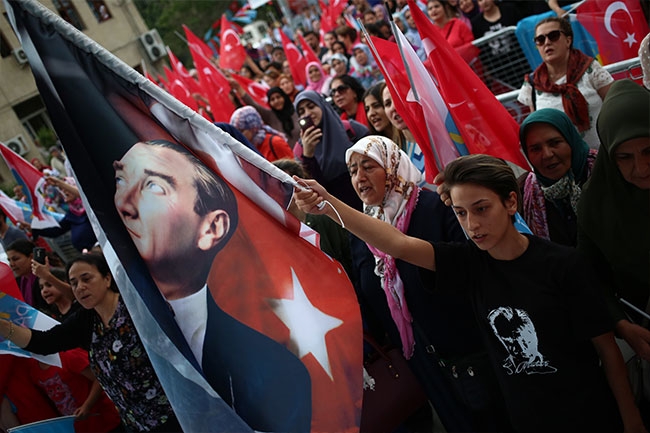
[450,183,517,254]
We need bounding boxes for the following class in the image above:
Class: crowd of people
[0,0,649,431]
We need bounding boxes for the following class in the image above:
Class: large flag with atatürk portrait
[4,1,363,431]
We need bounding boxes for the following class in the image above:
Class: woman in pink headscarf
[304,61,333,96]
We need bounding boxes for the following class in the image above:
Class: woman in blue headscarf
[294,90,368,209]
[350,43,383,89]
[518,108,597,246]
[400,5,427,61]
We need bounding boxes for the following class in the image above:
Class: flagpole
[358,20,400,112]
[174,30,188,45]
[384,17,445,173]
[560,0,586,17]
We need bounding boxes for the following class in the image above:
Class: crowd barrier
[469,26,531,95]
[470,27,643,123]
[465,25,643,124]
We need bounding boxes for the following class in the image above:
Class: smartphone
[299,116,314,131]
[33,247,46,265]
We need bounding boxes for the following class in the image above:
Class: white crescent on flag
[286,43,303,62]
[223,29,240,52]
[171,79,191,98]
[604,1,639,48]
[248,83,268,102]
[604,1,633,37]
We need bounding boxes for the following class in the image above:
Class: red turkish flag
[5,1,364,430]
[162,64,199,111]
[209,192,363,433]
[0,143,61,229]
[297,32,321,66]
[368,36,442,177]
[319,0,335,33]
[393,24,461,176]
[166,47,202,95]
[279,29,307,87]
[219,15,246,71]
[231,73,270,108]
[577,0,649,64]
[408,0,531,170]
[189,46,236,122]
[320,0,349,33]
[183,24,215,61]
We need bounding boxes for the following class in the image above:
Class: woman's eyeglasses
[534,30,564,46]
[331,84,350,95]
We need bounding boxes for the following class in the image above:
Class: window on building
[13,96,55,144]
[51,0,86,30]
[0,30,11,58]
[87,0,112,22]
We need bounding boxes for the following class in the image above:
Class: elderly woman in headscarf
[347,135,511,432]
[294,90,368,209]
[578,80,650,384]
[230,106,294,162]
[518,108,597,246]
[305,61,333,96]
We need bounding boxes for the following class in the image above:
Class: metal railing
[468,26,531,95]
[495,57,643,124]
[467,26,643,123]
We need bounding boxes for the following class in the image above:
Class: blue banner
[0,292,61,367]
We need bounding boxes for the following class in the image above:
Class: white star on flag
[624,32,637,47]
[268,268,343,380]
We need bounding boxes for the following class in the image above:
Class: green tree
[133,0,228,66]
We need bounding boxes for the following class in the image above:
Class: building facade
[0,0,164,188]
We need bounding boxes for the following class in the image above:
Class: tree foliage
[133,0,228,66]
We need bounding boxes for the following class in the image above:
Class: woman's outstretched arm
[0,319,32,348]
[293,176,435,270]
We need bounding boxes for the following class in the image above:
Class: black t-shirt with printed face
[424,235,622,432]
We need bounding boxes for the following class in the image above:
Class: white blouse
[518,60,614,149]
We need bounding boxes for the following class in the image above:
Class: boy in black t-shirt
[293,154,647,433]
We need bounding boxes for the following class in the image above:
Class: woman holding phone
[293,90,368,209]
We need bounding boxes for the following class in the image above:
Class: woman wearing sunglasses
[330,75,369,127]
[518,17,613,150]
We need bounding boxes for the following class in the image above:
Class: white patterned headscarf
[345,135,424,358]
[640,33,650,90]
[346,135,424,223]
